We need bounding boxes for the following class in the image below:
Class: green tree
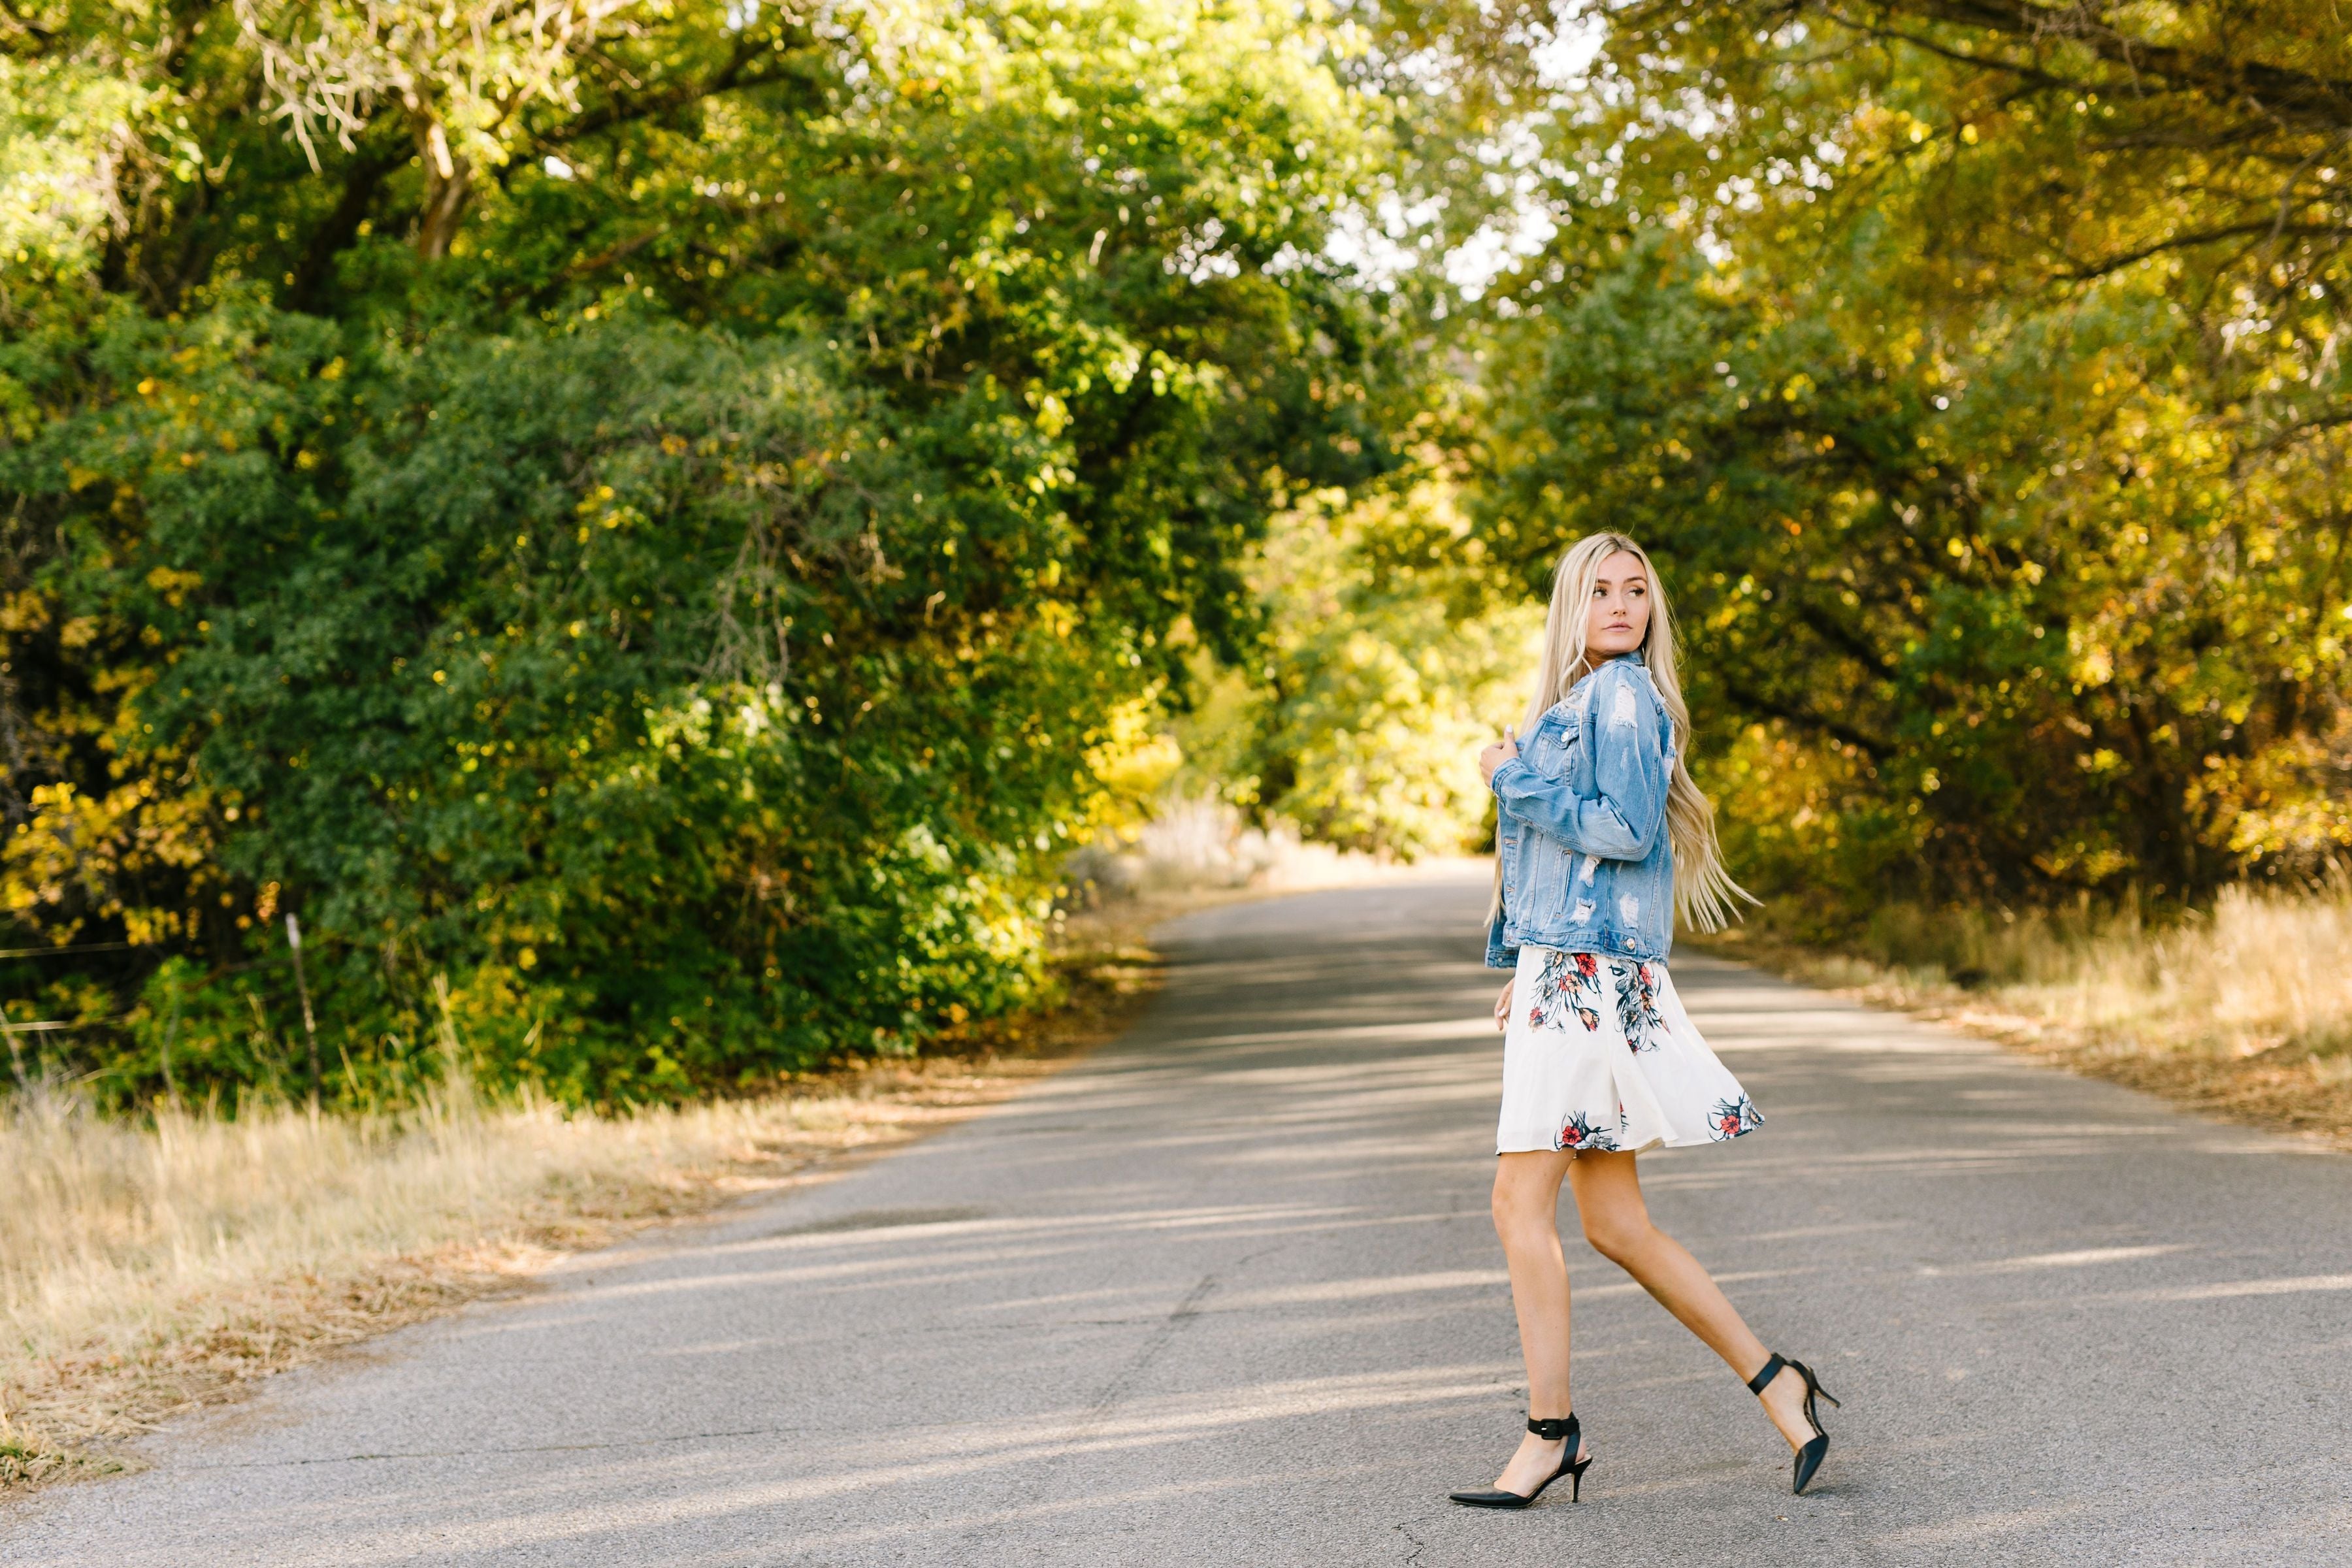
[1469,3,2352,915]
[1190,472,1538,860]
[0,0,1450,1105]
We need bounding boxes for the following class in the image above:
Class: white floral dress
[1496,945,1761,1155]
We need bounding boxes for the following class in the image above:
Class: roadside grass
[0,941,1161,1495]
[1701,881,2352,1148]
[0,811,1420,1500]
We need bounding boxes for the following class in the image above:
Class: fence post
[1,1000,24,1094]
[159,973,181,1107]
[286,913,322,1104]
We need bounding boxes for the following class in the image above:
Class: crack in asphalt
[1072,1267,1222,1429]
[956,1245,1280,1552]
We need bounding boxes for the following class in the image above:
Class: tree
[1467,2,2352,913]
[0,0,1438,1104]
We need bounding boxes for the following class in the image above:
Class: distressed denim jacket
[1484,651,1676,968]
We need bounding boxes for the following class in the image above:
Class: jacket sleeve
[1489,662,1667,860]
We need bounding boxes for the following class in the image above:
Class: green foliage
[20,0,2344,1109]
[1471,4,2352,919]
[0,0,1450,1107]
[1183,476,1538,860]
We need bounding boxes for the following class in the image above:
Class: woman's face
[1585,550,1651,656]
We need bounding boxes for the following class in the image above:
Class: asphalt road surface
[7,870,2351,1567]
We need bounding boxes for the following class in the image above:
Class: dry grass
[0,946,1162,1494]
[1702,883,2352,1148]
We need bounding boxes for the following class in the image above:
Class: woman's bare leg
[1486,1150,1589,1491]
[1565,1151,1815,1449]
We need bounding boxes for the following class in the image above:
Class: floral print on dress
[1529,949,1605,1032]
[1555,1109,1622,1152]
[1707,1094,1763,1142]
[1610,960,1669,1053]
[1498,945,1762,1156]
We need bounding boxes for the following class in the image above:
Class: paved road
[7,871,2352,1567]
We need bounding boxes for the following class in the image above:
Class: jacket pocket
[1526,716,1579,778]
[1516,835,1565,927]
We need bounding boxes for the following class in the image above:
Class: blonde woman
[1446,532,1840,1510]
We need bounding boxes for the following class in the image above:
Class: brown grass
[0,941,1163,1495]
[1699,883,2352,1150]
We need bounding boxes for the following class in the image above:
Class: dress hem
[1494,1125,1759,1157]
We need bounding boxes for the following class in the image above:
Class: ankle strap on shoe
[1526,1414,1578,1441]
[1745,1353,1788,1396]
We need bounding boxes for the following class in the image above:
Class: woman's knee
[1580,1211,1653,1264]
[1490,1169,1557,1239]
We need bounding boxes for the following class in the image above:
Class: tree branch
[283,141,409,316]
[542,36,823,148]
[1846,1,2352,133]
[1720,676,1895,759]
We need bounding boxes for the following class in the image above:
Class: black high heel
[1448,1414,1593,1509]
[1748,1352,1841,1495]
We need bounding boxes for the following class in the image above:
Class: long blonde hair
[1494,532,1754,934]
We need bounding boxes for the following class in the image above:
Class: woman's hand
[1493,978,1514,1032]
[1479,723,1519,786]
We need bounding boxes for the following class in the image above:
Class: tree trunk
[414,117,472,260]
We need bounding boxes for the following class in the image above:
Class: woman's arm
[1488,663,1668,859]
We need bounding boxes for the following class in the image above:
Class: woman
[1447,532,1840,1510]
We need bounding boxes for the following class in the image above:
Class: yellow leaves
[57,616,102,650]
[1031,390,1070,437]
[144,566,203,608]
[0,591,52,634]
[2,776,220,939]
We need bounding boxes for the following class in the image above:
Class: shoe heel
[1449,1414,1588,1509]
[1746,1352,1840,1497]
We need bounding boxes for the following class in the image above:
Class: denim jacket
[1484,651,1676,968]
